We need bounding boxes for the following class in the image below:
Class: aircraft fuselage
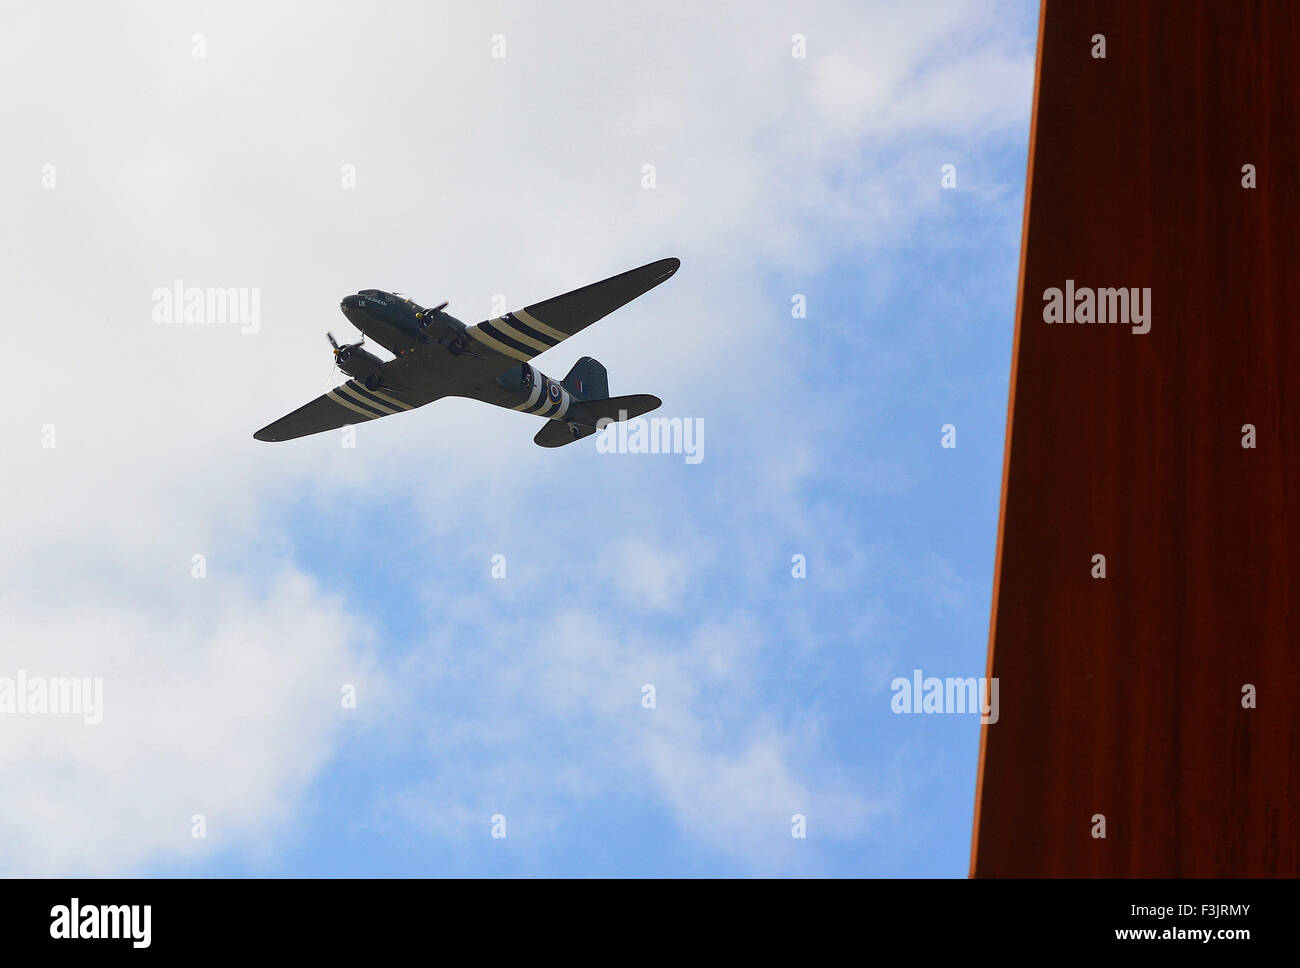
[339,289,574,420]
[254,258,677,444]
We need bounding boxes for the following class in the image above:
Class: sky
[0,0,1037,876]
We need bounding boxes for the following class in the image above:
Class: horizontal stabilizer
[570,393,661,425]
[533,393,662,448]
[534,421,595,448]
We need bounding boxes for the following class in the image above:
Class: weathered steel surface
[972,0,1299,876]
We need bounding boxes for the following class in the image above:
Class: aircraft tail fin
[533,393,662,448]
[561,357,608,401]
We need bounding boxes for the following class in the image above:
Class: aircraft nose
[340,294,361,311]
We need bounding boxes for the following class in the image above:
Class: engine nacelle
[416,304,469,352]
[335,345,385,385]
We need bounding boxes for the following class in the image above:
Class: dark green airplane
[254,257,679,446]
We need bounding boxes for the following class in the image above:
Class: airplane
[254,258,679,446]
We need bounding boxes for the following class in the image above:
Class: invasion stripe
[513,308,570,343]
[478,321,540,358]
[345,382,406,413]
[529,384,557,416]
[512,375,544,411]
[350,382,413,411]
[335,384,396,417]
[334,385,395,418]
[470,325,531,361]
[327,390,382,420]
[498,313,559,349]
[489,317,551,353]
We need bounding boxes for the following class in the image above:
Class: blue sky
[0,0,1036,876]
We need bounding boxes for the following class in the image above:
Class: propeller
[328,330,364,362]
[415,301,450,326]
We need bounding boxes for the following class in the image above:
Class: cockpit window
[355,290,422,313]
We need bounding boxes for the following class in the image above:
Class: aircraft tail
[561,357,608,401]
[534,393,662,448]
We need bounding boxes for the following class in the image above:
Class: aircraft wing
[465,257,679,365]
[254,375,439,442]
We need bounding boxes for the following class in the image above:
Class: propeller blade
[327,331,340,350]
[416,301,449,326]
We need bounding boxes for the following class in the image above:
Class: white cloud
[606,538,704,611]
[0,0,1032,872]
[388,603,897,871]
[0,573,385,873]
